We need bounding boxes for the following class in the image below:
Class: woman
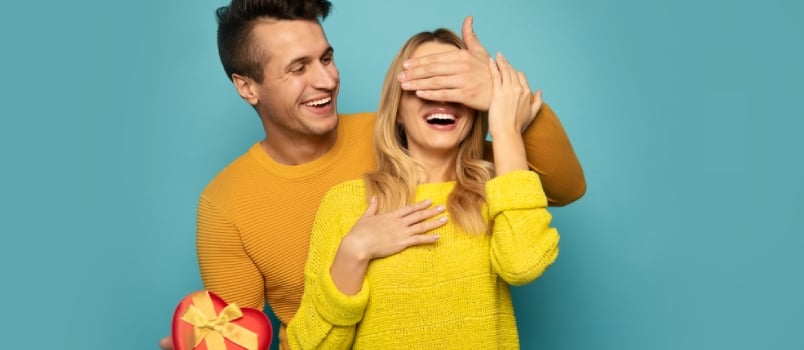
[287,28,559,349]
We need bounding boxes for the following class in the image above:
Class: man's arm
[196,195,267,309]
[399,16,586,206]
[159,195,267,350]
[520,102,586,206]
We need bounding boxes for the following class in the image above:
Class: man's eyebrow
[286,46,334,68]
[287,55,312,69]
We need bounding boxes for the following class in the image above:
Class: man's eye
[291,65,305,74]
[322,55,333,64]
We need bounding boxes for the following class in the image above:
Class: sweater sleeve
[287,183,370,349]
[486,170,560,286]
[520,103,586,206]
[197,195,266,310]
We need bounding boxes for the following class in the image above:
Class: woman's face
[398,41,474,158]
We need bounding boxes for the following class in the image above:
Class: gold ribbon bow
[180,292,258,350]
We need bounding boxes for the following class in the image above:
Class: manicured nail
[423,199,432,205]
[397,72,406,80]
[436,205,446,212]
[403,60,412,68]
[439,216,448,222]
[401,81,412,89]
[432,235,440,240]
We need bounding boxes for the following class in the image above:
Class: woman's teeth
[426,113,456,125]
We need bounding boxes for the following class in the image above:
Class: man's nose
[311,62,338,90]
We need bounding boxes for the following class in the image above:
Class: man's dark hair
[216,0,332,82]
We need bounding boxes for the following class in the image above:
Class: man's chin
[309,114,339,136]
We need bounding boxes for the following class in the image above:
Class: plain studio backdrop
[1,0,802,349]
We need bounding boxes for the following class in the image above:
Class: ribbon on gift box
[180,291,258,350]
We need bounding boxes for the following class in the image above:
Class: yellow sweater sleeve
[486,170,560,286]
[287,181,369,350]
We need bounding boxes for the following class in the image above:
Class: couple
[161,0,585,349]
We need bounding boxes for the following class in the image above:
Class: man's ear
[232,73,259,105]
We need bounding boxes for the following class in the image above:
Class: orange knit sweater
[197,112,376,314]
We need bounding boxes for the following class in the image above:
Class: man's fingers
[462,16,488,55]
[401,75,456,92]
[399,50,469,81]
[159,336,174,350]
[415,87,490,111]
[401,52,454,72]
[414,89,458,103]
[462,16,479,50]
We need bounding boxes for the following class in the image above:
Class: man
[160,0,585,349]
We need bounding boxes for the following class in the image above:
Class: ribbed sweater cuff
[486,170,547,217]
[312,265,370,326]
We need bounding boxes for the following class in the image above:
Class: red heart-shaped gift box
[171,290,272,350]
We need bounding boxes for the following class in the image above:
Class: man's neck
[260,130,337,166]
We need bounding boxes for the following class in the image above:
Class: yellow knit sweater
[197,106,580,349]
[287,170,559,349]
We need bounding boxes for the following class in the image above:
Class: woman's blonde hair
[364,28,494,234]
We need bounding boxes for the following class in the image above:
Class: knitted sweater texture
[196,106,579,349]
[287,170,559,349]
[196,113,377,328]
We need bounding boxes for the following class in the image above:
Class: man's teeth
[426,113,456,122]
[305,97,331,107]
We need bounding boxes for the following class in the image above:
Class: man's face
[249,19,340,139]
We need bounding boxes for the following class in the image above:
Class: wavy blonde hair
[364,28,494,234]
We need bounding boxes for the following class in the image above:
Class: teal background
[2,0,802,349]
